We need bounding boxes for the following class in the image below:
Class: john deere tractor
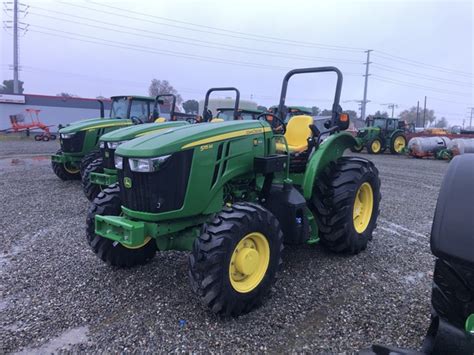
[353,116,407,154]
[82,88,241,201]
[87,67,381,316]
[51,95,159,180]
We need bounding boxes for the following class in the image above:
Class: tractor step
[95,215,147,248]
[90,171,118,186]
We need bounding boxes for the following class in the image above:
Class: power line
[372,63,473,87]
[60,1,365,53]
[28,26,364,75]
[28,8,363,65]
[372,75,472,97]
[373,51,473,78]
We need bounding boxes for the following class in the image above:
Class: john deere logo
[124,177,132,188]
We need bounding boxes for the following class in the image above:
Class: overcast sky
[1,0,473,125]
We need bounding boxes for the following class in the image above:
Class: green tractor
[87,67,381,316]
[51,95,162,180]
[353,116,407,154]
[82,88,240,201]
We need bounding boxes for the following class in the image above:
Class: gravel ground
[0,140,449,353]
[0,136,59,157]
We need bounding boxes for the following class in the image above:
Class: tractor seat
[210,118,224,123]
[155,117,166,123]
[276,115,314,153]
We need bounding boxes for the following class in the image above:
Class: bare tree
[148,79,183,105]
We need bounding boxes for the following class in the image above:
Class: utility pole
[361,50,372,120]
[416,101,420,127]
[13,0,19,93]
[382,103,398,118]
[468,107,474,129]
[422,96,427,127]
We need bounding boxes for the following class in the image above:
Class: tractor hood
[59,117,132,134]
[357,126,380,135]
[116,120,271,158]
[100,121,189,142]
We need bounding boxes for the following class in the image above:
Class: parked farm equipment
[407,136,474,160]
[86,66,381,316]
[365,154,474,355]
[2,109,56,141]
[51,95,160,181]
[81,88,237,201]
[352,116,407,154]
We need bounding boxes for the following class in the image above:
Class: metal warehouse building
[0,93,112,132]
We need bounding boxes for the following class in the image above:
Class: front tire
[82,158,104,201]
[86,184,157,267]
[189,203,283,316]
[51,149,81,180]
[312,157,381,254]
[80,150,101,178]
[367,137,383,154]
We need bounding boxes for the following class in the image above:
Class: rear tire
[86,184,157,267]
[311,157,381,254]
[390,133,407,154]
[51,149,81,180]
[189,203,283,316]
[82,158,104,201]
[80,150,101,178]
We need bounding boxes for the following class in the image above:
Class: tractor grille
[357,130,367,138]
[118,150,193,213]
[101,146,116,169]
[61,131,85,153]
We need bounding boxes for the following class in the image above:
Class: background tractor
[86,67,381,316]
[82,88,241,201]
[353,116,407,154]
[51,95,160,181]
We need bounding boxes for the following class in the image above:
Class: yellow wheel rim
[353,182,374,234]
[64,163,80,174]
[229,232,270,293]
[394,136,406,153]
[371,140,381,153]
[122,236,152,249]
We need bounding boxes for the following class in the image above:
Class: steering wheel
[186,116,198,124]
[130,116,144,125]
[257,113,286,134]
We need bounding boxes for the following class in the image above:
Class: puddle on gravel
[403,272,426,285]
[14,326,90,354]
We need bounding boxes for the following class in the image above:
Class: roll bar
[202,87,240,122]
[154,94,176,120]
[97,100,105,118]
[277,66,343,127]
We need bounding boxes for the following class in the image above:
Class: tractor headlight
[129,155,171,173]
[60,133,75,139]
[114,155,123,169]
[99,141,105,149]
[108,141,125,150]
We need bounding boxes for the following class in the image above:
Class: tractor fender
[430,154,474,265]
[302,132,358,199]
[389,129,405,140]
